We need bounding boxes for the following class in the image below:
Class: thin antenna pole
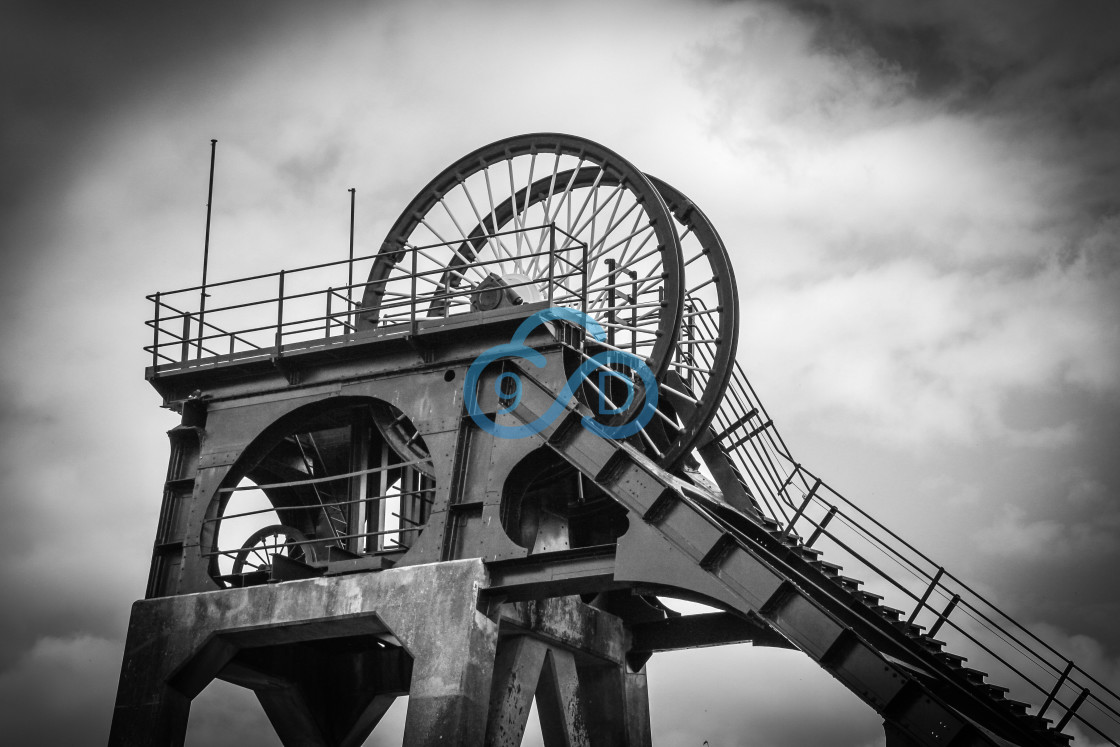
[197,138,217,358]
[348,187,356,326]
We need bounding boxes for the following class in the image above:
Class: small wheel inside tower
[210,400,435,588]
[231,524,316,574]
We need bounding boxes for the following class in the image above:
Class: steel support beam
[630,611,794,655]
[486,546,624,602]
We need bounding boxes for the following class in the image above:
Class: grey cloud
[4,1,1119,745]
[771,0,1120,216]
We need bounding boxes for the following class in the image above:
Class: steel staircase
[677,297,1119,745]
[512,342,1120,747]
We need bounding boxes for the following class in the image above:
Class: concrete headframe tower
[110,134,1109,746]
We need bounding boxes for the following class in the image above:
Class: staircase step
[915,635,946,653]
[956,666,988,685]
[897,620,926,636]
[835,574,863,591]
[936,651,967,668]
[794,545,823,560]
[981,683,1009,698]
[874,604,904,622]
[775,531,803,547]
[1047,729,1073,746]
[814,559,843,575]
[758,515,782,531]
[1000,697,1031,716]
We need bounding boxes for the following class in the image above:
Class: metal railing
[205,458,435,568]
[145,224,589,374]
[685,297,1120,745]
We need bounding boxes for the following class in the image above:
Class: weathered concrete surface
[500,597,626,666]
[485,597,650,747]
[577,663,652,747]
[486,636,551,747]
[535,647,590,747]
[109,559,497,747]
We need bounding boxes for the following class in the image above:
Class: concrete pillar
[484,636,597,747]
[399,590,499,746]
[535,648,591,747]
[485,636,551,747]
[577,663,652,747]
[108,560,495,747]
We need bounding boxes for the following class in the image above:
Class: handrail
[684,295,1119,744]
[145,223,589,373]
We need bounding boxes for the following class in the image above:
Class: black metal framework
[123,132,1120,747]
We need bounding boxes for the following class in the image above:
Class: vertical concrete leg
[622,666,652,746]
[485,636,549,747]
[536,648,590,747]
[108,603,201,747]
[108,681,191,747]
[397,598,499,746]
[577,663,652,747]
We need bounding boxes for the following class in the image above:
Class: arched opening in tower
[501,446,629,554]
[208,399,433,587]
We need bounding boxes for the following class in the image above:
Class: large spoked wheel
[359,133,685,380]
[231,524,315,574]
[646,176,740,469]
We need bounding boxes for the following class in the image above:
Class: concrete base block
[109,562,652,746]
[109,560,496,747]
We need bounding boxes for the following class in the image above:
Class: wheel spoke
[506,159,527,258]
[359,134,685,403]
[531,153,570,255]
[483,166,521,274]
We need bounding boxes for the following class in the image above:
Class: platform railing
[205,457,435,570]
[686,297,1119,745]
[145,224,588,374]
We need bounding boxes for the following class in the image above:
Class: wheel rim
[231,524,313,574]
[359,133,685,380]
[646,176,740,468]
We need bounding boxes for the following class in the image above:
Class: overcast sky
[2,1,1118,746]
